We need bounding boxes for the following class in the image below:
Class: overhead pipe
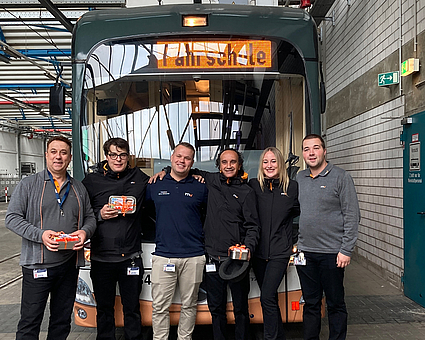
[414,0,417,54]
[0,100,72,105]
[398,0,403,97]
[0,119,67,135]
[16,49,71,57]
[17,131,22,179]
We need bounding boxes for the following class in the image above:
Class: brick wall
[322,0,425,287]
[323,0,425,98]
[326,97,404,286]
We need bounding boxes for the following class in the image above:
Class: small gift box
[229,244,249,261]
[51,233,80,250]
[109,195,136,214]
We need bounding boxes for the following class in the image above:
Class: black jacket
[82,161,149,262]
[200,171,260,258]
[249,178,300,259]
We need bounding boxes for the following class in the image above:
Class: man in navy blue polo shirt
[146,142,208,340]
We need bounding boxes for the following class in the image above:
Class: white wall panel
[0,130,44,177]
[0,131,18,176]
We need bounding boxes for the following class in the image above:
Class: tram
[71,3,324,327]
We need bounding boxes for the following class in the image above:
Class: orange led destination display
[157,40,272,69]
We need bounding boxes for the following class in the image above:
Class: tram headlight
[182,15,208,27]
[76,277,96,306]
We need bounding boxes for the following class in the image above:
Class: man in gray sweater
[296,134,360,340]
[6,136,96,340]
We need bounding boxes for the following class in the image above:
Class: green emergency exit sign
[378,71,399,86]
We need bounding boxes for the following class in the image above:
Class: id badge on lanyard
[47,170,71,216]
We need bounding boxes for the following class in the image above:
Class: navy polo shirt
[146,173,208,258]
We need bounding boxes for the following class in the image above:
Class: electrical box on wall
[21,162,36,176]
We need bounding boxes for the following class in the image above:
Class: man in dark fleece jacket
[199,149,260,340]
[82,138,149,340]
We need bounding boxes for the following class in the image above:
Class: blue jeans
[91,258,144,340]
[17,255,79,340]
[296,252,347,340]
[205,259,250,340]
[252,257,289,340]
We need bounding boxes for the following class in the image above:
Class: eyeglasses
[108,152,129,160]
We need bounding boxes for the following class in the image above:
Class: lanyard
[47,170,71,216]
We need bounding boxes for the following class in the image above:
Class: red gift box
[51,233,80,250]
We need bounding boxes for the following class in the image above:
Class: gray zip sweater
[5,169,96,267]
[296,162,360,256]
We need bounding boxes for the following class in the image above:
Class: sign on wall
[410,142,420,172]
[378,71,399,86]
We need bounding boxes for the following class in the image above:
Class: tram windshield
[80,37,306,174]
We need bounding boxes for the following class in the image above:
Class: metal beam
[0,40,71,87]
[0,119,70,136]
[38,0,74,33]
[0,27,11,63]
[0,9,87,20]
[245,80,274,150]
[310,0,336,25]
[0,92,44,112]
[0,92,70,124]
[0,26,6,42]
[0,84,70,89]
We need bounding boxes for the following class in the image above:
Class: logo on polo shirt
[158,190,170,196]
[185,192,193,197]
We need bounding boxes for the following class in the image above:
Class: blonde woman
[248,147,300,340]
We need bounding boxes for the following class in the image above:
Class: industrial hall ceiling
[0,0,334,137]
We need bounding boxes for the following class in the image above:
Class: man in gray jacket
[6,136,96,340]
[296,134,360,340]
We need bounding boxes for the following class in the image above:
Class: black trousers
[205,260,250,340]
[296,252,347,340]
[91,258,144,340]
[252,257,289,340]
[17,255,79,340]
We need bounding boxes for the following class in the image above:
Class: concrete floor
[2,201,425,339]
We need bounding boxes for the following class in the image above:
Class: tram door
[403,110,425,307]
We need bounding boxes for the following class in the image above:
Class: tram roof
[73,4,318,62]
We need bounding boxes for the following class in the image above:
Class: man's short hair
[302,134,326,149]
[103,138,129,155]
[215,148,245,175]
[47,136,72,151]
[174,142,195,159]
